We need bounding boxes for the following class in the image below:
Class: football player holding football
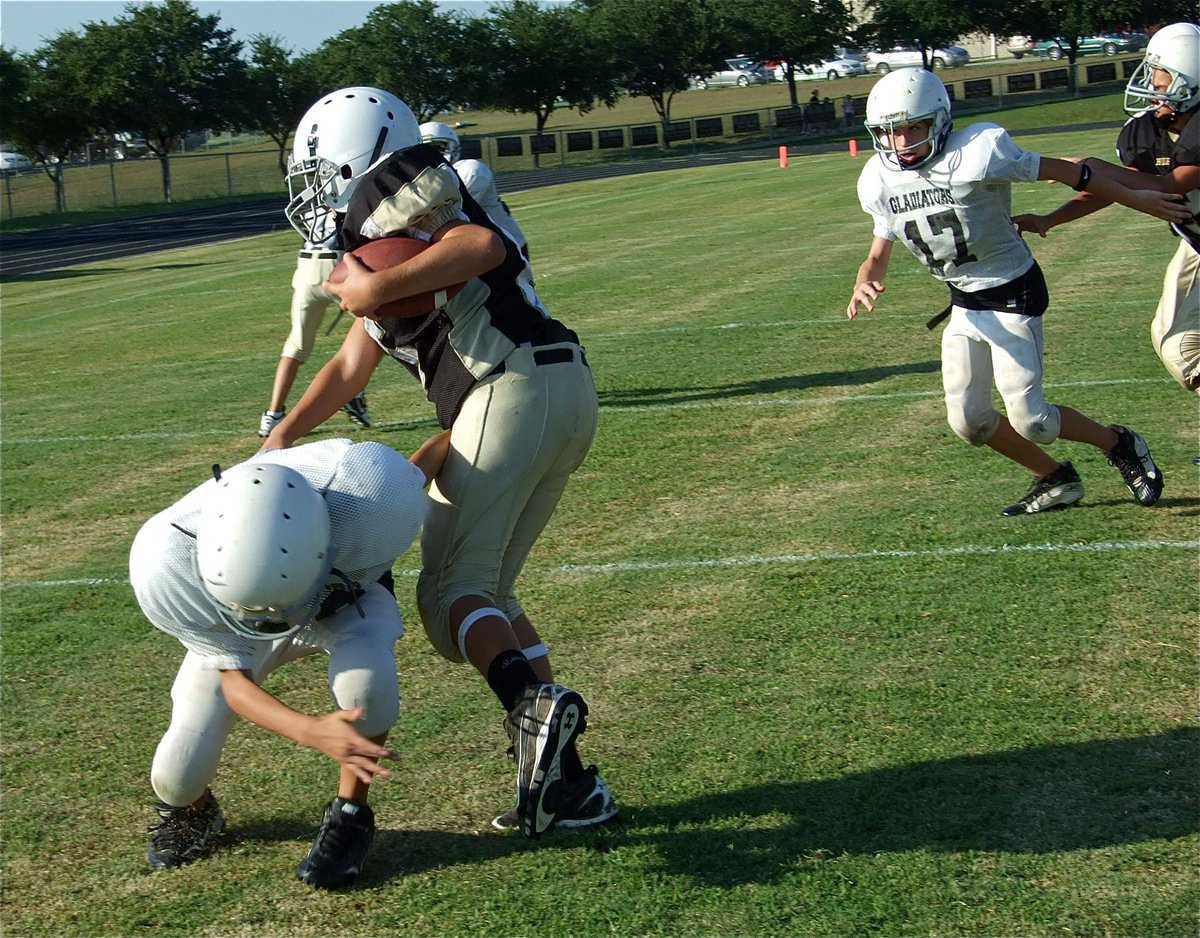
[131,432,447,888]
[848,69,1187,516]
[1014,22,1199,399]
[419,120,533,270]
[263,87,615,838]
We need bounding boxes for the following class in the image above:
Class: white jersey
[454,158,529,256]
[857,123,1041,290]
[130,439,427,669]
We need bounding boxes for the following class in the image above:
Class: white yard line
[7,539,1197,591]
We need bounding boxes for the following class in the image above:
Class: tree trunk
[160,153,173,203]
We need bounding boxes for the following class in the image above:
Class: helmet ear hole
[196,463,333,640]
[340,164,353,180]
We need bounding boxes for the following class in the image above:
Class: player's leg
[146,651,237,868]
[260,253,334,435]
[1151,241,1200,393]
[294,582,403,889]
[417,344,605,837]
[988,309,1161,507]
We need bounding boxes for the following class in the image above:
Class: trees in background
[716,0,853,108]
[580,0,720,143]
[243,36,325,176]
[82,0,247,201]
[1,0,1188,210]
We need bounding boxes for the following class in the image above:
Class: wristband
[1071,163,1092,192]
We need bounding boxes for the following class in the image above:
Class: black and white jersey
[1118,113,1200,253]
[341,143,576,428]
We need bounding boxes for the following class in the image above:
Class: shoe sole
[491,800,617,832]
[516,689,587,839]
[1001,485,1084,516]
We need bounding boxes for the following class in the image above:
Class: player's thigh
[422,362,595,590]
[1152,242,1200,389]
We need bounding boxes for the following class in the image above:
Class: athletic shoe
[295,798,375,890]
[1000,461,1084,516]
[146,789,225,869]
[343,394,372,428]
[507,682,588,839]
[258,410,285,438]
[1106,425,1163,506]
[491,765,617,832]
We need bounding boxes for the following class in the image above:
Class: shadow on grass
[633,726,1199,885]
[280,726,1197,888]
[0,262,211,284]
[597,360,941,408]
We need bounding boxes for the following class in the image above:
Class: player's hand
[1132,189,1191,223]
[847,280,885,319]
[306,708,397,784]
[1012,213,1050,238]
[323,254,382,320]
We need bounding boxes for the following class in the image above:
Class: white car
[867,45,971,72]
[0,151,34,175]
[775,57,868,82]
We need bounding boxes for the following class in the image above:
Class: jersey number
[903,209,978,276]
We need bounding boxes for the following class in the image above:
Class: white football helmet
[1124,22,1200,117]
[865,68,953,170]
[285,86,421,243]
[419,121,461,163]
[196,463,333,641]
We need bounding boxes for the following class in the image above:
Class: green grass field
[1,125,1197,937]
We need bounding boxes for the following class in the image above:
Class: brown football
[327,236,465,318]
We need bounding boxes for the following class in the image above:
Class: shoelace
[148,803,214,846]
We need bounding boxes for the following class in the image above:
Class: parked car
[0,151,34,175]
[776,57,868,82]
[1007,35,1036,58]
[1032,33,1148,60]
[690,57,771,89]
[867,45,971,72]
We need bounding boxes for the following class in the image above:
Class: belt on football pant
[299,250,341,260]
[490,345,588,376]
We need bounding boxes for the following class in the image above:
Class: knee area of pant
[1010,412,1060,445]
[947,410,997,446]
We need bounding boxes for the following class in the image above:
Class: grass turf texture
[1,124,1197,936]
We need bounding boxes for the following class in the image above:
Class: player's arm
[1082,155,1200,196]
[261,318,385,451]
[410,429,452,483]
[324,221,504,320]
[847,236,894,319]
[1038,156,1190,222]
[218,668,396,785]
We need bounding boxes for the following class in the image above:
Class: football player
[847,69,1187,516]
[257,88,397,440]
[264,87,616,838]
[419,121,533,270]
[130,431,448,888]
[1014,22,1199,400]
